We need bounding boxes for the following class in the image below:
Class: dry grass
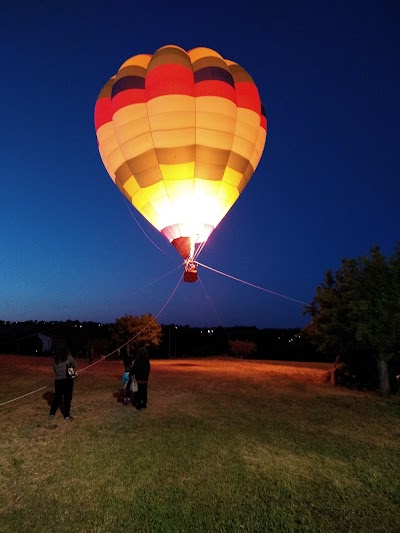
[0,355,399,532]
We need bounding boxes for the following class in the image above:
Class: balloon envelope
[95,45,267,259]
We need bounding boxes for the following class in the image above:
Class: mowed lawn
[0,355,399,533]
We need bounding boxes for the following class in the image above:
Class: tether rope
[79,270,183,373]
[197,274,224,325]
[196,261,308,305]
[193,240,207,261]
[117,263,184,302]
[0,271,183,408]
[0,386,48,407]
[123,197,168,255]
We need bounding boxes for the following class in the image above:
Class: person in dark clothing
[89,345,94,364]
[130,347,150,410]
[49,345,77,420]
[122,346,134,372]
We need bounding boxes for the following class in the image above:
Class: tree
[351,246,400,395]
[229,339,257,359]
[303,245,400,395]
[111,314,162,354]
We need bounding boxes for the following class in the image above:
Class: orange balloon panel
[95,45,267,259]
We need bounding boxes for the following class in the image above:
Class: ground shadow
[43,391,54,406]
[42,391,65,416]
[113,388,137,406]
[113,388,126,404]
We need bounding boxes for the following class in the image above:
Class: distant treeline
[0,320,322,362]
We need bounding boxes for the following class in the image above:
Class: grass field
[1,355,399,533]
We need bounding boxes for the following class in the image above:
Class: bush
[229,339,257,359]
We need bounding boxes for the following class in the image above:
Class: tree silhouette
[111,314,162,355]
[304,245,400,395]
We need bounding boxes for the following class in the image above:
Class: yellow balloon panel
[234,108,261,145]
[119,54,151,70]
[193,179,227,228]
[133,165,163,188]
[187,47,224,62]
[196,111,237,135]
[249,128,267,170]
[164,178,195,203]
[230,135,257,161]
[131,189,162,229]
[217,182,240,220]
[151,129,196,149]
[146,95,194,116]
[195,128,234,151]
[123,176,141,198]
[194,161,226,181]
[99,148,116,184]
[113,115,151,144]
[107,148,128,176]
[160,162,195,180]
[195,96,237,117]
[221,167,244,188]
[113,103,149,128]
[148,111,196,134]
[97,124,126,174]
[119,133,155,160]
[140,181,175,230]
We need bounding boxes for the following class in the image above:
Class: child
[121,370,131,405]
[122,370,138,405]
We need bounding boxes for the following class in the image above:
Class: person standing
[49,345,77,420]
[131,347,150,410]
[89,345,94,364]
[122,345,134,372]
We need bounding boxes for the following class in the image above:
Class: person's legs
[50,379,63,416]
[63,380,74,418]
[124,378,132,404]
[142,383,148,408]
[136,382,144,409]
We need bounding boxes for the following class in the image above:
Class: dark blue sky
[1,1,399,328]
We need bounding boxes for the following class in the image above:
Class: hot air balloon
[94,45,267,282]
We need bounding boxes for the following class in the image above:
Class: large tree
[111,314,162,354]
[303,245,400,395]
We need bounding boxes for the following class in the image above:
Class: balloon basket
[184,260,198,282]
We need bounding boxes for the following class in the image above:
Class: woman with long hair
[49,344,77,420]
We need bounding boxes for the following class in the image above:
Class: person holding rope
[49,344,77,420]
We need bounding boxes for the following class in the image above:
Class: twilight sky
[1,0,399,328]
